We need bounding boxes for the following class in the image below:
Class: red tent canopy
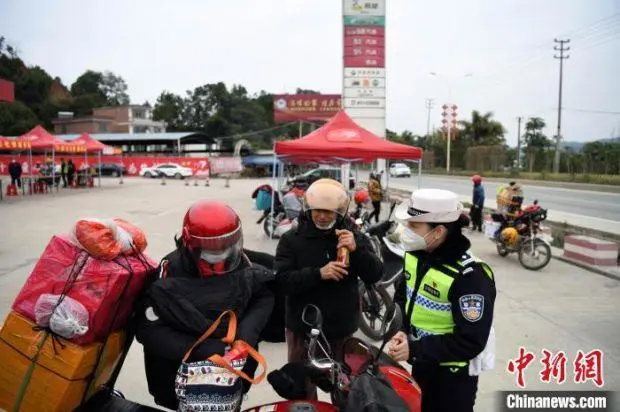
[17,125,85,153]
[69,133,122,155]
[71,133,105,152]
[274,110,422,163]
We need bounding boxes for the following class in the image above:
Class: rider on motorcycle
[136,200,276,410]
[388,189,496,412]
[274,178,383,401]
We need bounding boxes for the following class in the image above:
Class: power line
[213,122,298,141]
[553,38,570,173]
[564,108,620,115]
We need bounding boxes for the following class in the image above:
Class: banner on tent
[0,155,211,176]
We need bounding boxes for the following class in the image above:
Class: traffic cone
[161,175,166,186]
[6,184,17,196]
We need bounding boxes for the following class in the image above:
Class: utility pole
[516,116,522,170]
[425,98,434,136]
[553,38,570,174]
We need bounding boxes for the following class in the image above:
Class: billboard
[0,79,15,103]
[342,0,386,140]
[273,94,342,123]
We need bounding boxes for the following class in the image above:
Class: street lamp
[429,72,472,173]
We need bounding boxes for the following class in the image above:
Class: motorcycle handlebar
[308,329,335,371]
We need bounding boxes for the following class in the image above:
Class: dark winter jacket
[8,162,21,178]
[275,214,383,340]
[472,183,485,208]
[136,246,276,410]
[393,233,496,366]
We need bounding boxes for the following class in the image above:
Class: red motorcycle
[243,304,422,412]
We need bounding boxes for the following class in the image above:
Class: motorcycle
[356,202,405,341]
[485,200,553,271]
[250,303,421,411]
[257,182,306,239]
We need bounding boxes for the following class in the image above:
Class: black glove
[267,362,309,400]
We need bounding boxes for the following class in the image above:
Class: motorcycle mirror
[302,304,323,329]
[534,199,539,205]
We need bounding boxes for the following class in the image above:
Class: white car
[140,163,193,179]
[389,163,411,178]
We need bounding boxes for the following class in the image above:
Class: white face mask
[314,220,336,231]
[400,227,429,251]
[200,249,231,264]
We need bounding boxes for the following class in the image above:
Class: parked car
[139,163,193,179]
[94,163,127,177]
[389,163,411,178]
[288,166,356,189]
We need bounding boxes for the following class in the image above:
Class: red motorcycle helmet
[181,200,243,276]
[472,174,482,184]
[354,189,370,206]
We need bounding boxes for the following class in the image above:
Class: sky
[1,0,619,146]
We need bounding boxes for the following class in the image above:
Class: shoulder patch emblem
[459,294,484,322]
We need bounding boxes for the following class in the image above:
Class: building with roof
[55,131,217,156]
[53,105,166,135]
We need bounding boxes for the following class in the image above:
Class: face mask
[200,249,231,264]
[314,220,336,231]
[400,227,428,251]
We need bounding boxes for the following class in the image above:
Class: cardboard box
[0,311,125,412]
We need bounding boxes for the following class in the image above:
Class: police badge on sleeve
[459,294,484,322]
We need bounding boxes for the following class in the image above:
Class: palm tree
[458,110,506,146]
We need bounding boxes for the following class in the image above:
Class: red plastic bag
[71,219,125,260]
[12,235,156,345]
[113,218,148,255]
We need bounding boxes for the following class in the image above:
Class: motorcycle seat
[490,213,506,223]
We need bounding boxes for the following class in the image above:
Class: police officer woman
[387,188,496,412]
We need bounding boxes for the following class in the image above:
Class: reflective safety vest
[404,251,493,367]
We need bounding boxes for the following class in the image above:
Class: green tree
[0,101,39,135]
[522,117,550,172]
[100,71,130,105]
[458,110,506,146]
[70,70,130,113]
[153,91,187,131]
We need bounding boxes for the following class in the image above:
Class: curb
[551,253,620,282]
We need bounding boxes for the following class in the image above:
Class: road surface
[1,178,619,411]
[358,172,620,222]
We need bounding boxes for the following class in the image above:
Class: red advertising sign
[344,26,385,37]
[273,94,342,123]
[344,36,385,47]
[343,26,385,68]
[0,155,211,176]
[343,57,385,68]
[344,46,385,58]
